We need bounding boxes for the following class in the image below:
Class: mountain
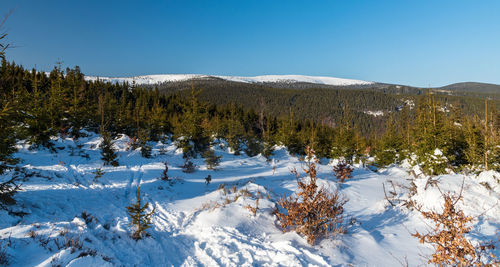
[85,74,375,87]
[437,82,500,94]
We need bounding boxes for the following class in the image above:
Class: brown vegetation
[333,161,353,183]
[412,186,498,266]
[275,146,347,245]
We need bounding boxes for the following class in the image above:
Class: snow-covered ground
[0,133,498,266]
[363,110,385,117]
[85,74,374,86]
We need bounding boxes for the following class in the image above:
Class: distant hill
[437,82,500,94]
[85,74,375,87]
[84,74,500,124]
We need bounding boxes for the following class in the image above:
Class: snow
[0,133,498,266]
[85,74,374,86]
[217,75,374,86]
[363,110,385,117]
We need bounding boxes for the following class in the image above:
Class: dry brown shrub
[275,146,347,245]
[245,199,259,216]
[412,185,498,266]
[26,230,38,239]
[333,161,353,183]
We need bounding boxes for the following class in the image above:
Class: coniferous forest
[1,59,499,176]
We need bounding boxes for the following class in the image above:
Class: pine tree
[66,66,86,138]
[25,66,55,149]
[226,103,245,155]
[412,93,450,175]
[100,131,119,166]
[126,187,155,240]
[331,119,356,163]
[0,102,18,174]
[375,113,403,167]
[47,66,66,131]
[203,148,221,169]
[276,108,302,155]
[244,137,263,157]
[0,22,8,60]
[463,116,484,169]
[138,128,152,158]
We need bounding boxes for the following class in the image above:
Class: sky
[1,0,500,87]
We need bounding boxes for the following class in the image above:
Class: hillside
[0,133,498,266]
[85,74,375,87]
[438,82,500,94]
[85,74,500,121]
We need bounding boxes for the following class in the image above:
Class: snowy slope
[85,74,374,86]
[0,133,498,266]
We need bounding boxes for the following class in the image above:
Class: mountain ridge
[85,74,500,93]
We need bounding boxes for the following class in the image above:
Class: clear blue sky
[2,0,500,87]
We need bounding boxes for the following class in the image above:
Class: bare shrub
[245,198,259,216]
[161,162,169,181]
[275,146,347,245]
[0,239,10,266]
[26,230,38,239]
[333,161,353,183]
[81,211,97,225]
[412,183,498,266]
[218,183,227,195]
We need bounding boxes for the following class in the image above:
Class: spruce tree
[0,102,18,174]
[226,103,245,155]
[276,108,302,155]
[203,148,221,169]
[331,120,356,163]
[0,25,8,60]
[244,137,263,157]
[375,113,403,167]
[25,67,55,149]
[127,187,155,240]
[100,131,119,166]
[412,93,450,175]
[178,86,209,157]
[138,129,152,158]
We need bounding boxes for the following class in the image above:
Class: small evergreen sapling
[127,187,155,240]
[93,168,105,181]
[182,158,195,173]
[100,132,119,166]
[138,129,152,158]
[262,141,275,161]
[202,149,221,170]
[0,176,20,209]
[244,138,263,157]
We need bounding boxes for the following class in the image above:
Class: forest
[1,59,499,177]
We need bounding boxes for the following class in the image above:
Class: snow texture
[0,133,498,266]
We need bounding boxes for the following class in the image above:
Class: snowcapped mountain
[85,74,374,86]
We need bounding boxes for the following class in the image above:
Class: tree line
[0,59,499,176]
